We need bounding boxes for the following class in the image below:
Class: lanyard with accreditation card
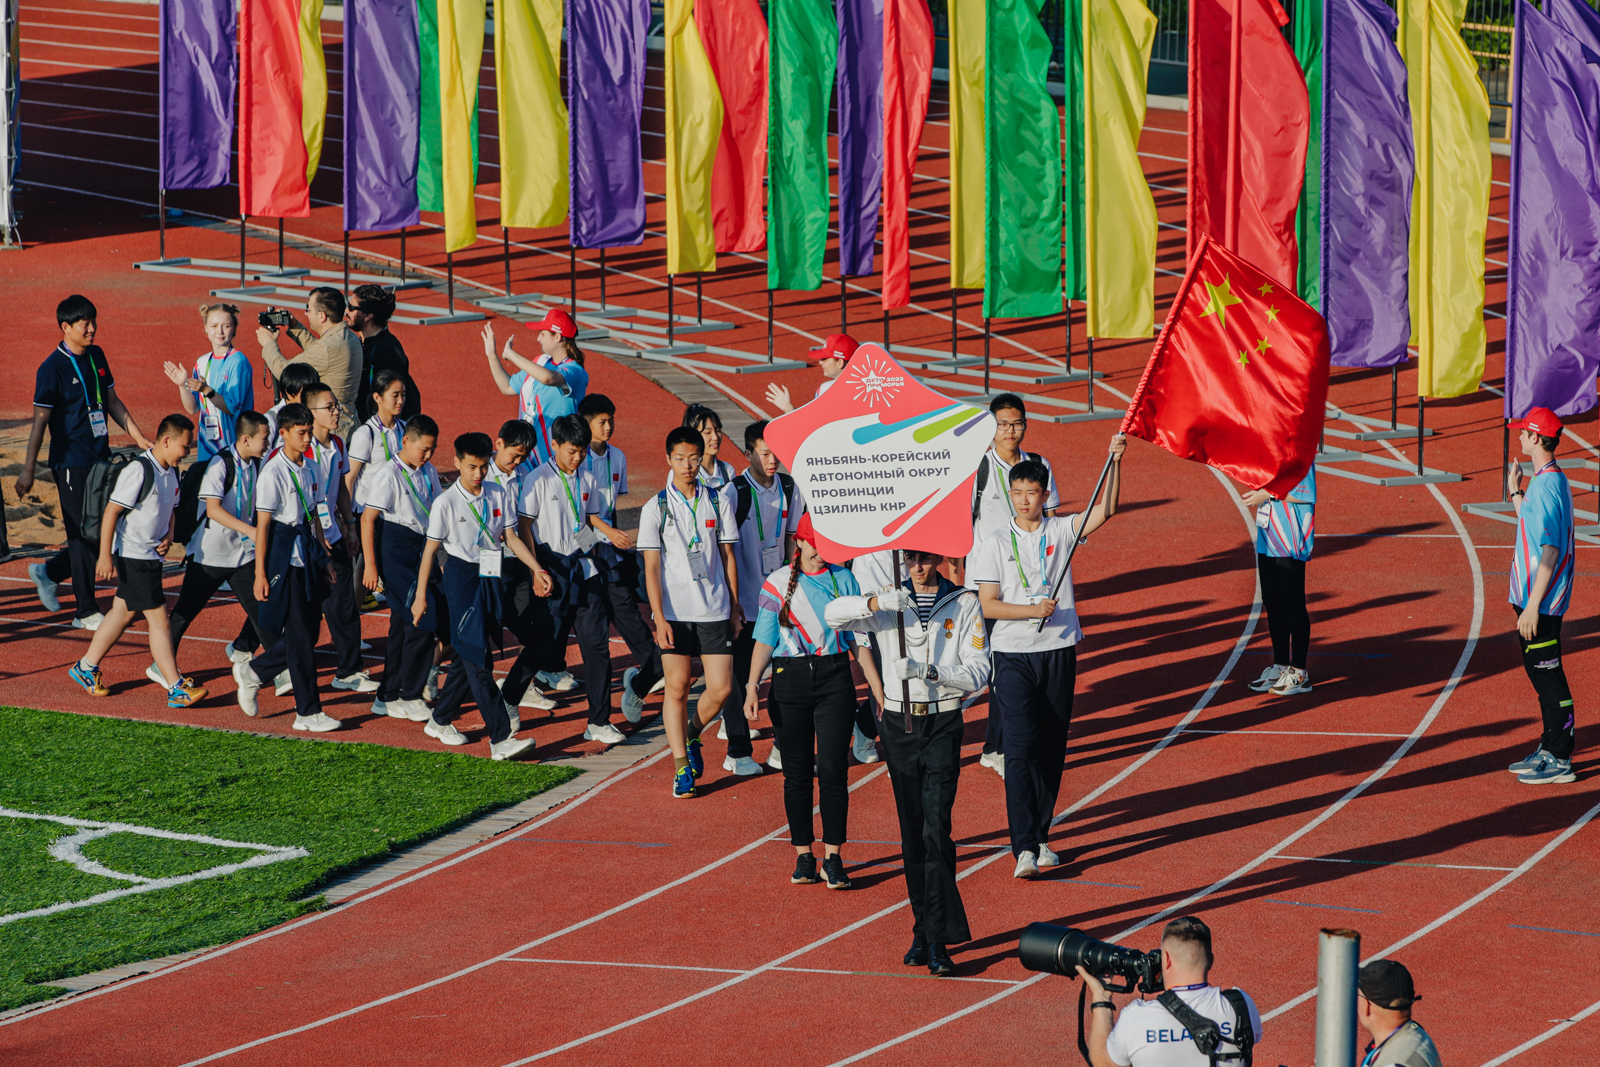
[70,346,109,438]
[463,486,503,578]
[754,478,787,572]
[672,485,711,581]
[1009,527,1050,598]
[285,462,329,529]
[556,466,600,552]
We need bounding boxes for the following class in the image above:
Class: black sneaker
[903,938,930,967]
[822,854,853,890]
[792,853,821,885]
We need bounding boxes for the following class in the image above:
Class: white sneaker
[423,671,439,703]
[233,660,262,717]
[538,669,578,691]
[1037,843,1061,868]
[491,736,537,761]
[1014,851,1039,879]
[380,698,429,722]
[852,725,881,764]
[293,712,341,732]
[1248,664,1287,692]
[424,719,468,745]
[359,640,372,650]
[766,746,784,771]
[333,671,380,693]
[1269,667,1312,696]
[222,641,253,664]
[724,754,762,776]
[717,719,730,740]
[274,671,293,697]
[401,699,433,721]
[72,612,105,631]
[145,664,177,688]
[29,563,61,613]
[519,687,556,711]
[980,751,1006,779]
[372,698,391,717]
[621,667,645,723]
[649,676,666,695]
[584,722,626,745]
[505,703,522,736]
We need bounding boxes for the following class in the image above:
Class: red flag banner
[882,0,934,308]
[1121,236,1329,498]
[698,0,768,253]
[1186,0,1308,287]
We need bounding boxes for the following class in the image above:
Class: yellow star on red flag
[1200,275,1244,328]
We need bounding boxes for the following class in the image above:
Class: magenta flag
[159,0,236,190]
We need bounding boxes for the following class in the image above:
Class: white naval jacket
[825,577,991,711]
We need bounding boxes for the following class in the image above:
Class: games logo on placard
[846,356,906,409]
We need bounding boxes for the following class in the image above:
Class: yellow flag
[298,0,326,184]
[496,0,567,229]
[1084,0,1157,339]
[665,0,722,274]
[438,0,486,251]
[948,0,984,289]
[1399,0,1488,397]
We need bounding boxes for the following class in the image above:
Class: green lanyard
[1009,527,1048,594]
[68,346,103,411]
[462,485,495,546]
[285,462,315,526]
[376,419,396,462]
[595,449,614,520]
[995,456,1016,517]
[803,565,840,597]
[399,462,432,519]
[751,478,786,544]
[556,466,584,532]
[672,485,703,547]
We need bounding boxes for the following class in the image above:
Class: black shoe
[928,944,956,977]
[791,853,821,885]
[903,938,930,967]
[821,854,853,890]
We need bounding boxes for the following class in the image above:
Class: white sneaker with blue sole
[1518,753,1577,784]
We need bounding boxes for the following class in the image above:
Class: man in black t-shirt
[347,284,421,422]
[19,295,153,628]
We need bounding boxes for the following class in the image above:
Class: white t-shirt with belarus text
[637,482,740,622]
[968,514,1084,653]
[363,458,441,536]
[110,451,179,561]
[190,448,259,569]
[519,461,602,577]
[427,481,513,564]
[971,449,1061,558]
[255,449,327,568]
[1106,986,1263,1067]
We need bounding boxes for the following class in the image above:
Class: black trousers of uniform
[1518,610,1576,760]
[549,572,613,725]
[720,629,760,759]
[379,546,436,702]
[324,539,364,677]
[880,707,971,944]
[994,646,1076,857]
[769,653,857,847]
[981,618,1002,754]
[43,465,103,620]
[435,649,513,744]
[169,560,262,656]
[498,555,553,702]
[1258,554,1310,669]
[249,566,323,717]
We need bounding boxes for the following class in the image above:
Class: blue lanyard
[671,485,704,547]
[233,451,257,520]
[67,345,103,412]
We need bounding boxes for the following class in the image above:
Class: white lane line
[1181,728,1413,738]
[21,37,156,56]
[674,363,775,420]
[1478,993,1600,1065]
[21,78,156,97]
[1274,855,1518,873]
[504,957,1020,986]
[22,121,153,143]
[27,20,157,37]
[22,148,155,171]
[22,98,153,119]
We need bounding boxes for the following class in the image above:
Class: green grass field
[0,707,580,1011]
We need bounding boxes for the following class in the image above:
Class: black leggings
[768,653,857,847]
[1258,554,1309,669]
[169,560,262,657]
[1518,610,1576,760]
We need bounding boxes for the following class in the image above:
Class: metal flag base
[1318,400,1460,486]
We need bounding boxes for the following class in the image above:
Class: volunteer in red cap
[1503,406,1579,784]
[480,308,590,465]
[743,512,886,890]
[765,333,859,414]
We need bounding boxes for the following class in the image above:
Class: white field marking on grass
[1478,993,1600,1065]
[161,765,890,1065]
[818,423,1486,1065]
[1265,796,1600,1022]
[0,808,307,926]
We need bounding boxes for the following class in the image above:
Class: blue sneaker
[1507,747,1549,775]
[68,661,109,697]
[687,736,705,779]
[1518,753,1577,785]
[672,765,697,799]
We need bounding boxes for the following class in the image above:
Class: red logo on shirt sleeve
[705,519,716,528]
[493,509,501,518]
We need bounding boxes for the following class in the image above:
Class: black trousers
[549,572,613,725]
[324,539,364,676]
[880,708,970,944]
[380,546,436,702]
[250,567,323,717]
[43,465,103,620]
[854,633,882,742]
[995,646,1076,857]
[981,618,1002,754]
[169,559,262,656]
[720,629,759,758]
[1258,554,1310,669]
[498,555,554,704]
[769,653,857,847]
[1518,610,1576,760]
[436,648,513,744]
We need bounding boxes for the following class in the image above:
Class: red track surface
[4,3,1600,1064]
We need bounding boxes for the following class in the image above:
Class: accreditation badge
[478,551,502,579]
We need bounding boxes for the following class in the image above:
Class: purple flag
[569,0,651,249]
[158,0,235,190]
[1319,0,1413,368]
[343,0,420,233]
[1506,0,1600,418]
[836,0,884,277]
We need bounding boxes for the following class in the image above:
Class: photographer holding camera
[1075,917,1262,1067]
[256,287,361,439]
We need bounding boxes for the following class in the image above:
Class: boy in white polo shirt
[639,426,742,798]
[304,381,376,693]
[412,433,540,760]
[970,438,1124,879]
[482,419,557,716]
[68,414,206,707]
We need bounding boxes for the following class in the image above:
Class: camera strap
[1155,990,1253,1067]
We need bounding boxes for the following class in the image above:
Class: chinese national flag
[1121,236,1329,498]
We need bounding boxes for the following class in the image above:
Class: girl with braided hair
[744,514,885,889]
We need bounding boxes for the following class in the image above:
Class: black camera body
[1018,922,1164,995]
[258,308,294,329]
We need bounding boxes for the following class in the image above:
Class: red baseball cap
[794,512,818,546]
[806,334,859,364]
[527,308,578,338]
[1509,407,1563,436]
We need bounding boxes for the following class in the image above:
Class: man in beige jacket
[256,286,362,439]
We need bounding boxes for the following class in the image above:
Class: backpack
[1154,989,1255,1067]
[79,450,158,548]
[732,472,795,530]
[174,451,237,549]
[972,451,1043,523]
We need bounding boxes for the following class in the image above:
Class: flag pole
[984,317,991,391]
[893,548,912,731]
[239,213,246,287]
[569,244,577,310]
[841,274,848,332]
[1086,336,1096,412]
[159,187,166,260]
[279,219,285,272]
[1035,452,1115,632]
[1390,366,1398,429]
[951,289,958,360]
[668,273,676,345]
[399,226,407,282]
[600,247,608,306]
[767,289,775,362]
[502,226,511,295]
[1416,397,1425,476]
[342,229,350,291]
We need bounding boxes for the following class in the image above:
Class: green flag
[417,0,479,215]
[1292,0,1322,307]
[983,0,1062,318]
[1062,0,1086,304]
[768,0,836,290]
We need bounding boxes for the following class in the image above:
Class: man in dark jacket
[347,284,421,422]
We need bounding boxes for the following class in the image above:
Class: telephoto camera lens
[1018,923,1164,993]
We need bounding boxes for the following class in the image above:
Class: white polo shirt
[636,481,740,622]
[584,443,629,525]
[697,457,737,497]
[255,448,327,568]
[729,473,804,618]
[483,455,530,560]
[1106,986,1262,1067]
[968,514,1084,653]
[427,480,513,564]
[189,447,259,569]
[305,433,348,546]
[347,414,405,511]
[363,457,440,536]
[109,451,179,561]
[264,400,286,443]
[972,449,1061,550]
[519,460,601,576]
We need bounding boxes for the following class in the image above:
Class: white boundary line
[1478,993,1600,1065]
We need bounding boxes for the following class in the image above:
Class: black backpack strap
[1220,989,1254,1066]
[220,450,237,495]
[657,488,671,539]
[733,474,753,528]
[133,455,159,507]
[1156,992,1225,1065]
[972,455,989,523]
